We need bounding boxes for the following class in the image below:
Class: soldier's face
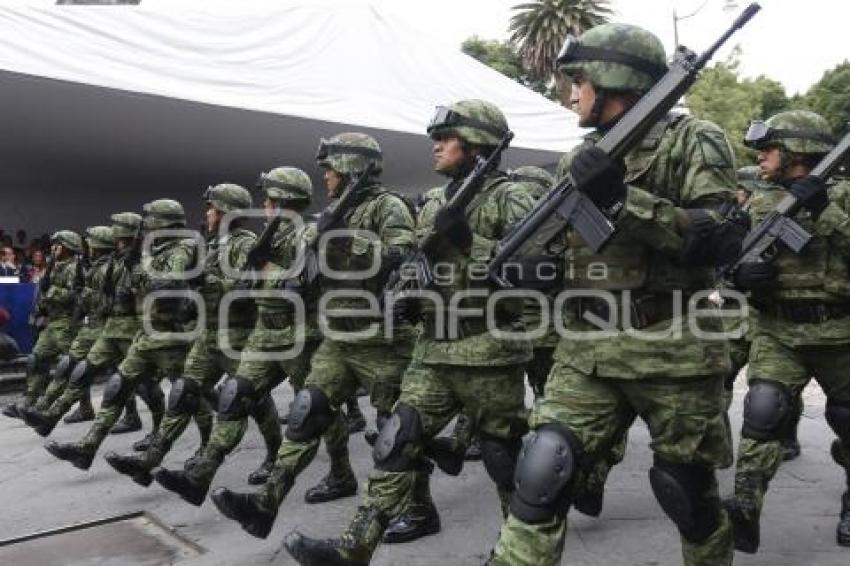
[432,134,466,176]
[263,197,279,220]
[324,169,345,197]
[570,75,597,127]
[757,147,783,182]
[51,243,62,258]
[205,204,223,232]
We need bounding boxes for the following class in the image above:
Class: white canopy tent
[0,0,584,233]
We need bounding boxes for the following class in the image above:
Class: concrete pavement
[1,376,848,565]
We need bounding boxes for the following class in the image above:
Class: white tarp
[0,0,583,233]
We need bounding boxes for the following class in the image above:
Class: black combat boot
[21,406,60,437]
[837,491,850,547]
[45,439,96,470]
[210,488,279,539]
[723,472,765,553]
[104,434,168,487]
[304,474,358,504]
[154,467,211,506]
[383,465,440,543]
[284,506,387,566]
[63,402,95,424]
[111,407,142,434]
[2,402,22,419]
[247,457,275,485]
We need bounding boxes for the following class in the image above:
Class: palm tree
[509,0,613,79]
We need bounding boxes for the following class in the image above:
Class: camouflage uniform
[283,101,536,565]
[104,184,258,486]
[154,167,324,504]
[2,231,83,419]
[491,24,736,566]
[208,134,419,543]
[33,226,116,419]
[725,110,850,551]
[45,200,196,470]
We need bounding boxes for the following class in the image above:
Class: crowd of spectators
[0,229,52,282]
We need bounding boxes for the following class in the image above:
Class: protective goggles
[555,35,667,81]
[315,140,382,161]
[426,106,507,138]
[743,120,836,149]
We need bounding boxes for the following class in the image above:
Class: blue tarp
[0,283,36,354]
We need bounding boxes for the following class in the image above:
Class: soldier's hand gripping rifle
[720,128,850,279]
[384,130,514,296]
[488,3,761,289]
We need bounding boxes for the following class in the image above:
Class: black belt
[761,302,850,324]
[572,293,680,330]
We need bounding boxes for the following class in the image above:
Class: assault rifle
[299,161,377,285]
[244,214,283,272]
[99,253,117,318]
[488,3,761,288]
[721,129,850,278]
[385,130,514,295]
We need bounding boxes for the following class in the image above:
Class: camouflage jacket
[79,253,113,326]
[101,248,142,340]
[137,236,196,333]
[746,178,850,346]
[413,171,535,367]
[553,112,736,379]
[39,256,77,321]
[200,228,257,329]
[319,183,417,345]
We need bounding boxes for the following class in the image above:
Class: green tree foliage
[509,0,612,78]
[687,53,791,163]
[803,61,850,134]
[461,36,549,95]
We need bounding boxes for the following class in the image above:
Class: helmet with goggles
[315,133,382,175]
[426,99,510,147]
[743,110,835,155]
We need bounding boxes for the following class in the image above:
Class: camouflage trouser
[491,363,733,566]
[26,319,75,406]
[734,333,850,517]
[45,334,132,421]
[148,327,252,463]
[186,330,321,484]
[526,346,625,496]
[346,359,527,559]
[77,333,188,451]
[36,323,101,410]
[255,339,412,510]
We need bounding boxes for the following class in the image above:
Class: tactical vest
[748,182,850,302]
[139,237,197,329]
[202,228,257,328]
[42,257,77,319]
[81,254,113,324]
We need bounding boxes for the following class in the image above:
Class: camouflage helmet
[510,166,555,190]
[143,199,186,230]
[557,23,667,93]
[204,183,252,214]
[744,110,835,155]
[427,99,510,147]
[257,166,313,203]
[51,230,83,253]
[316,132,382,175]
[110,212,143,239]
[85,225,115,250]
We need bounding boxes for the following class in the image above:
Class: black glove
[569,146,627,211]
[680,208,747,268]
[789,175,828,216]
[434,208,473,251]
[732,261,779,290]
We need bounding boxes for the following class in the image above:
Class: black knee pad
[373,403,422,472]
[52,355,74,382]
[510,423,581,524]
[167,377,202,415]
[102,372,129,408]
[742,381,792,441]
[480,433,521,493]
[648,456,720,543]
[285,387,333,442]
[217,376,257,421]
[826,400,850,443]
[69,360,95,387]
